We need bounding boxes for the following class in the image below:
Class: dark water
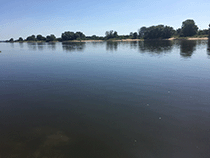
[0,40,210,158]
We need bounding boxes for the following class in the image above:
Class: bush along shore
[4,19,209,43]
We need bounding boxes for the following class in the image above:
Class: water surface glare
[0,40,210,158]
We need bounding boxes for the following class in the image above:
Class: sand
[187,37,208,40]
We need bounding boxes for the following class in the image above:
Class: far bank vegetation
[5,19,209,43]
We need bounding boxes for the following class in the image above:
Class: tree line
[6,19,209,42]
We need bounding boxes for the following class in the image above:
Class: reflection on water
[0,40,210,158]
[13,40,207,59]
[25,42,86,52]
[10,42,14,48]
[19,42,24,48]
[27,42,37,50]
[91,41,104,48]
[37,42,45,50]
[47,42,56,50]
[130,41,138,49]
[62,42,86,52]
[207,51,210,58]
[27,42,57,51]
[180,40,196,58]
[138,40,173,54]
[106,41,118,51]
[207,38,210,57]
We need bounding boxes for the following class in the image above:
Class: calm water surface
[0,40,210,158]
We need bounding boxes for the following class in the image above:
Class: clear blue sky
[0,0,210,40]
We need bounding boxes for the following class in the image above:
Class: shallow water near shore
[0,40,210,158]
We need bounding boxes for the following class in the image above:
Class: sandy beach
[187,37,208,40]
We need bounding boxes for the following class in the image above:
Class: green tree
[133,32,138,39]
[61,31,75,41]
[105,30,113,39]
[18,37,23,42]
[176,28,182,36]
[209,24,210,38]
[130,32,138,39]
[163,26,175,38]
[36,34,46,41]
[9,38,14,42]
[105,30,118,39]
[56,37,62,42]
[26,35,36,41]
[138,26,147,38]
[181,19,198,37]
[74,31,86,40]
[46,34,56,42]
[197,29,208,35]
[91,35,97,40]
[113,31,118,38]
[143,25,175,39]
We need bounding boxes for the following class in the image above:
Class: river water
[0,40,210,158]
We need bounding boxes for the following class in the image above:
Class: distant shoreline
[54,37,209,42]
[168,37,208,40]
[2,37,208,43]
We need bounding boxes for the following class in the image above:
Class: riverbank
[58,37,209,42]
[2,37,208,43]
[62,37,208,42]
[65,39,144,42]
[168,37,208,40]
[77,37,208,42]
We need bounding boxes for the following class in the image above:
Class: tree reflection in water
[19,42,24,48]
[27,42,37,50]
[37,42,45,50]
[47,42,56,51]
[180,40,196,58]
[62,42,86,52]
[106,41,118,51]
[138,40,173,55]
[207,38,210,57]
[130,41,138,49]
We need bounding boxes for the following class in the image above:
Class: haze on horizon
[0,0,210,40]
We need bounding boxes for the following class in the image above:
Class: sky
[0,0,210,40]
